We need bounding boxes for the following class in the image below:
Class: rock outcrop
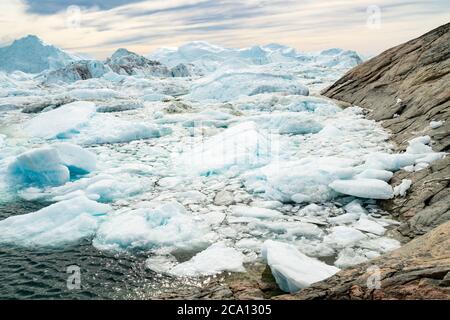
[322,22,450,238]
[275,221,450,300]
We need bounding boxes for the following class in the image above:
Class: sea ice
[262,240,339,293]
[0,196,110,247]
[188,70,309,102]
[353,218,386,236]
[329,179,394,199]
[93,201,210,251]
[175,122,272,175]
[168,242,245,276]
[323,226,367,248]
[7,144,96,187]
[24,101,96,139]
[231,205,282,219]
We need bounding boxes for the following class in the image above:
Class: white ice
[261,240,339,293]
[168,242,246,276]
[0,196,110,247]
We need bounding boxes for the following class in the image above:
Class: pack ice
[7,143,96,187]
[262,240,339,293]
[0,37,446,292]
[0,196,110,247]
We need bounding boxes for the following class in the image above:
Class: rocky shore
[158,23,450,300]
[276,22,450,300]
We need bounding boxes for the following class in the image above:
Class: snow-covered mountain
[0,35,80,74]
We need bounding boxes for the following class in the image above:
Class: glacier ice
[7,147,70,187]
[393,179,412,197]
[231,205,282,219]
[24,101,96,139]
[168,242,245,276]
[92,201,210,251]
[262,240,339,293]
[175,122,272,175]
[7,144,97,187]
[0,35,79,74]
[1,38,443,285]
[329,179,394,199]
[0,196,110,247]
[324,226,368,249]
[187,70,309,102]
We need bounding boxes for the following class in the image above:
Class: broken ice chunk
[24,101,96,139]
[329,179,394,199]
[168,242,245,276]
[324,226,367,248]
[393,179,412,197]
[262,240,339,293]
[0,196,110,247]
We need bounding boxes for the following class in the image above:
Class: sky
[0,0,449,58]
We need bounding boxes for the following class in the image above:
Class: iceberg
[168,242,245,276]
[262,240,339,293]
[188,70,309,102]
[24,101,96,139]
[175,122,272,175]
[93,201,210,251]
[77,119,172,145]
[329,179,394,199]
[323,226,367,249]
[244,157,356,203]
[0,196,110,247]
[7,144,96,187]
[231,205,282,219]
[0,35,79,74]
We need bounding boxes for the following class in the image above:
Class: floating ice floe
[262,240,339,293]
[92,201,211,251]
[24,101,96,139]
[167,242,246,277]
[329,179,394,199]
[243,157,356,203]
[76,118,172,145]
[175,122,272,175]
[7,144,96,187]
[0,196,110,247]
[323,226,368,249]
[187,70,309,102]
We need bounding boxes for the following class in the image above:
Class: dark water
[0,200,190,300]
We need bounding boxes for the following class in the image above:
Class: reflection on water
[0,200,202,300]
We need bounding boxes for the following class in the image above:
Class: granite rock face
[323,23,450,238]
[322,22,449,152]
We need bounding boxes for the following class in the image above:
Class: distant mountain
[0,35,79,74]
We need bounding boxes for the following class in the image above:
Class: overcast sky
[0,0,449,58]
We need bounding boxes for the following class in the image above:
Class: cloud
[2,0,449,58]
[22,0,148,14]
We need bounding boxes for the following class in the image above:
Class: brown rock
[322,23,450,238]
[275,221,450,300]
